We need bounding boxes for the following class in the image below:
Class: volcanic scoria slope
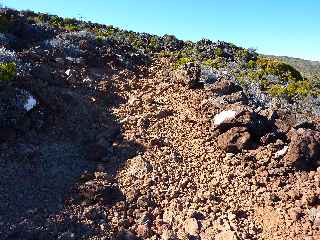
[0,8,320,240]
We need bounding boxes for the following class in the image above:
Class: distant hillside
[267,55,320,81]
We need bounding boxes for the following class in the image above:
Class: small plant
[267,80,312,97]
[65,24,80,31]
[173,57,194,69]
[0,62,16,81]
[97,25,119,37]
[33,14,46,24]
[214,48,224,57]
[64,17,77,25]
[49,16,64,27]
[127,32,144,49]
[202,57,225,69]
[96,36,104,44]
[236,48,256,62]
[247,60,256,69]
[158,50,173,58]
[147,36,160,52]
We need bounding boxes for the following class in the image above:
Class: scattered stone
[274,145,289,159]
[161,229,176,240]
[285,129,320,170]
[210,80,242,96]
[217,127,251,153]
[184,62,202,89]
[216,230,238,240]
[184,217,199,236]
[163,209,175,225]
[116,230,139,240]
[213,110,238,126]
[57,231,75,240]
[127,155,152,178]
[136,224,151,238]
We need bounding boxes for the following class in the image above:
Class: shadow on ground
[0,69,143,239]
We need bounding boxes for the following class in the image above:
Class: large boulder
[214,110,270,152]
[284,128,320,170]
[0,87,37,130]
[214,110,269,139]
[217,126,251,153]
[183,62,202,89]
[210,80,242,96]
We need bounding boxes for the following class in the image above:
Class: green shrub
[33,14,46,24]
[0,62,16,82]
[96,36,104,44]
[0,15,10,33]
[49,16,64,27]
[247,60,256,69]
[147,36,160,51]
[214,48,224,57]
[202,57,225,69]
[158,50,174,58]
[64,17,76,25]
[267,80,312,97]
[267,84,286,97]
[64,24,80,31]
[173,57,194,69]
[256,57,303,82]
[95,26,119,38]
[126,32,144,49]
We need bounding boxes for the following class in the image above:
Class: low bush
[214,48,224,57]
[173,57,194,69]
[65,24,80,31]
[256,57,303,82]
[48,16,64,28]
[0,15,10,33]
[0,62,16,81]
[202,57,226,69]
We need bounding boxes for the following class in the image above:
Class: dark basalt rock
[184,62,203,89]
[285,128,320,170]
[217,126,251,153]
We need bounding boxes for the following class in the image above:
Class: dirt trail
[109,58,320,239]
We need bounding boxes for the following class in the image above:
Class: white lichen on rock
[213,110,238,126]
[274,146,289,159]
[24,95,37,111]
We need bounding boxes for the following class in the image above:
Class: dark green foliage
[267,80,312,97]
[202,58,226,69]
[256,58,303,82]
[64,24,80,31]
[0,15,10,33]
[0,62,16,82]
[95,36,104,44]
[238,57,314,98]
[247,60,256,69]
[214,48,224,57]
[48,16,64,27]
[236,48,255,62]
[147,36,160,52]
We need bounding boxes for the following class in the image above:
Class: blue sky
[4,0,320,61]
